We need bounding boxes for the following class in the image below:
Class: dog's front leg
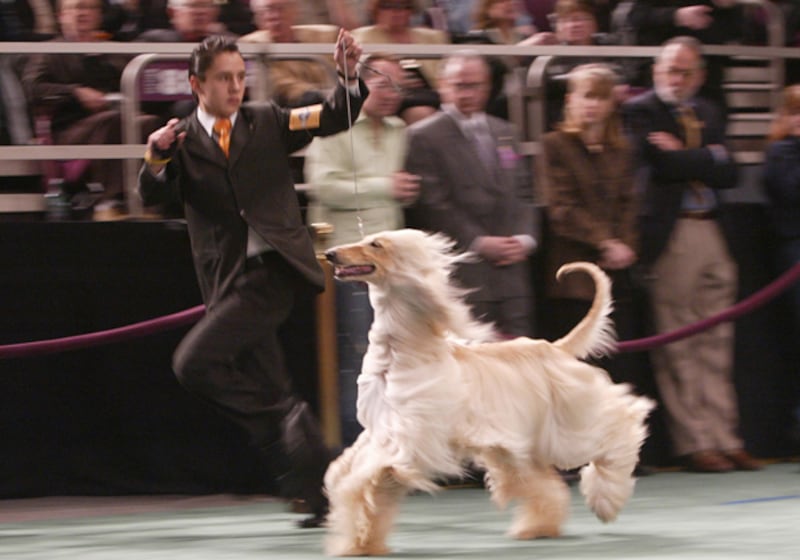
[326,442,408,556]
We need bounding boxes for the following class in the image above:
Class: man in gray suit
[405,50,538,337]
[138,32,365,527]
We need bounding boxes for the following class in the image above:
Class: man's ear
[189,75,201,97]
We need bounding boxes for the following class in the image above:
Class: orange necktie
[213,117,232,158]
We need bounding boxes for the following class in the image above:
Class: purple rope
[0,305,205,360]
[617,262,800,353]
[1,263,799,361]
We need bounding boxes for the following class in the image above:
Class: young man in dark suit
[138,31,366,527]
[622,36,761,474]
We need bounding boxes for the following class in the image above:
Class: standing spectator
[625,0,747,116]
[353,0,450,124]
[305,54,418,446]
[23,0,159,208]
[137,33,366,527]
[763,84,800,446]
[405,50,537,337]
[540,63,641,385]
[239,0,339,108]
[622,36,760,473]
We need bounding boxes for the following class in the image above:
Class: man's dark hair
[189,35,241,82]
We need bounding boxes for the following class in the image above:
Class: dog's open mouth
[333,264,376,278]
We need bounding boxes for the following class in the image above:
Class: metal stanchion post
[311,223,341,449]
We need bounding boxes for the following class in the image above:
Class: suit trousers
[172,252,303,450]
[648,218,742,456]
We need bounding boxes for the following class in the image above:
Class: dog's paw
[325,541,391,557]
[508,524,562,540]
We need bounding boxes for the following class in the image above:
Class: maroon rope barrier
[1,262,798,361]
[617,262,800,353]
[0,305,205,360]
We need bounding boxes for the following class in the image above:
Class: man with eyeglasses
[405,49,538,338]
[622,36,761,474]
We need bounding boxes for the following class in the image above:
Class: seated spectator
[294,0,366,29]
[468,0,533,44]
[352,0,450,124]
[23,0,159,212]
[460,0,536,118]
[304,54,418,446]
[137,0,238,120]
[136,0,236,42]
[763,85,800,446]
[239,0,338,108]
[522,0,634,129]
[133,0,254,37]
[0,0,58,40]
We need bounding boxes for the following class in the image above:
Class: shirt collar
[196,106,238,137]
[443,103,488,130]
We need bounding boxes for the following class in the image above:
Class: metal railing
[1,22,799,215]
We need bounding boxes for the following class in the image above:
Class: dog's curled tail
[553,262,616,360]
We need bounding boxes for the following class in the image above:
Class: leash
[338,39,408,241]
[340,43,365,240]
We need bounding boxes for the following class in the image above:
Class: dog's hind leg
[579,393,654,523]
[478,449,569,540]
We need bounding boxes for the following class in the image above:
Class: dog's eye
[370,240,382,249]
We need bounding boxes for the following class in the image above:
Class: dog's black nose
[325,250,338,264]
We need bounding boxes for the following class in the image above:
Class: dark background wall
[0,206,797,498]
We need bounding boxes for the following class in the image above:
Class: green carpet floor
[1,462,798,559]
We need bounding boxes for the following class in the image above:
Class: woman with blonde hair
[540,63,644,389]
[763,85,800,442]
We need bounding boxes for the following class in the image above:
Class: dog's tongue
[336,265,374,278]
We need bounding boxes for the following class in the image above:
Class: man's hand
[391,171,421,204]
[598,239,637,270]
[648,131,684,151]
[74,86,109,112]
[145,118,185,173]
[334,28,362,78]
[674,5,713,30]
[476,236,528,266]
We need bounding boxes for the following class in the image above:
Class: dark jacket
[622,90,738,265]
[764,136,800,240]
[138,80,367,308]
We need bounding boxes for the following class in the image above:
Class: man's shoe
[724,448,763,471]
[686,450,735,473]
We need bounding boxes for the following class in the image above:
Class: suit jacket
[622,90,738,265]
[138,80,367,308]
[541,130,638,300]
[405,110,536,302]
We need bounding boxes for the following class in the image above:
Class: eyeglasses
[451,81,486,92]
[361,62,408,95]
